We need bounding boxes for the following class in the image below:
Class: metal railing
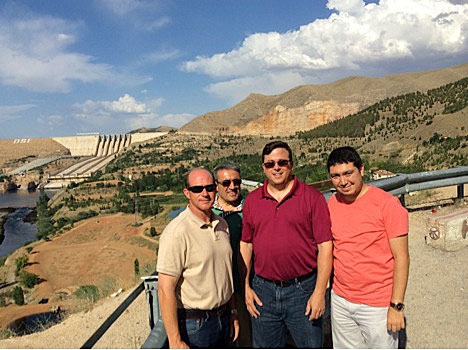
[81,165,468,349]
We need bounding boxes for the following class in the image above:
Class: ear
[183,188,190,200]
[359,166,364,176]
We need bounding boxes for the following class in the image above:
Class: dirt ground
[0,189,466,348]
[0,213,156,330]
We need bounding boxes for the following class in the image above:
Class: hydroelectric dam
[2,132,168,189]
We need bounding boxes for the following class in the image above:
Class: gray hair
[213,163,241,180]
[185,167,215,188]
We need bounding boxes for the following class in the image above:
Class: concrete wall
[53,132,168,157]
[53,136,100,156]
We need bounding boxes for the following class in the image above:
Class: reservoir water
[0,190,57,257]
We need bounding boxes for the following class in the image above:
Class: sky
[0,0,467,139]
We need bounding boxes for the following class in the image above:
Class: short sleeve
[241,195,254,243]
[311,192,333,244]
[382,195,409,239]
[156,225,186,277]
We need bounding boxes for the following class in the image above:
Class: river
[0,190,57,257]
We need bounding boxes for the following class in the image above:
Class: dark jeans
[176,308,231,348]
[251,273,323,348]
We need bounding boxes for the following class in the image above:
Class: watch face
[396,303,404,311]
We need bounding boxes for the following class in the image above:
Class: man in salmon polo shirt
[240,140,333,348]
[327,146,410,349]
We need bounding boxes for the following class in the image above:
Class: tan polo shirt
[157,207,233,310]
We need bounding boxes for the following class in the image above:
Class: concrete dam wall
[52,132,167,157]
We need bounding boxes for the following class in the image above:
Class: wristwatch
[390,302,405,311]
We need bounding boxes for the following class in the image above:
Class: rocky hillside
[179,63,468,135]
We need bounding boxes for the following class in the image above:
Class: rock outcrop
[179,63,468,136]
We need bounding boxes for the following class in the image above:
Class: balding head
[185,167,215,188]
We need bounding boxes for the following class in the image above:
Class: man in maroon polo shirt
[240,140,333,348]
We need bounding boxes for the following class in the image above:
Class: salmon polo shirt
[328,185,408,307]
[242,177,332,281]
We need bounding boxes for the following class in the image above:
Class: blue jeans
[251,273,323,348]
[176,309,231,348]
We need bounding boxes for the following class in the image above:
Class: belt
[178,303,229,320]
[258,271,315,288]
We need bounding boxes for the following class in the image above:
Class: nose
[339,175,348,186]
[229,181,236,190]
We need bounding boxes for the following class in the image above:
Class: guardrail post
[457,184,464,201]
[399,194,406,207]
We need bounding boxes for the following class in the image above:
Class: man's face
[183,169,216,213]
[262,147,293,186]
[329,162,364,200]
[216,169,241,205]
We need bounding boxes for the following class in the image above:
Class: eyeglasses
[187,184,216,193]
[263,159,290,169]
[218,179,242,187]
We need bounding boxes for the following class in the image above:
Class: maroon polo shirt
[242,177,332,281]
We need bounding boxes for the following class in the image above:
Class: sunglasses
[263,159,290,169]
[187,184,216,193]
[218,179,242,187]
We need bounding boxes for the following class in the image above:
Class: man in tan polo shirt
[157,167,239,348]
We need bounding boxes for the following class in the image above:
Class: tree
[20,271,41,288]
[134,258,140,276]
[12,286,24,305]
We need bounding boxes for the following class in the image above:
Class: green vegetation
[75,285,100,302]
[297,77,467,140]
[12,286,24,306]
[19,271,41,289]
[15,255,29,277]
[134,258,140,276]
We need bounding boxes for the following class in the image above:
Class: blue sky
[0,0,466,139]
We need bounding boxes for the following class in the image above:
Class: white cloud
[158,113,196,127]
[139,48,181,66]
[0,104,36,122]
[98,0,170,31]
[0,10,150,93]
[73,94,188,130]
[37,114,65,126]
[182,0,468,103]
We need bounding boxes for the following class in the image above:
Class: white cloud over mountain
[182,0,468,103]
[72,94,194,131]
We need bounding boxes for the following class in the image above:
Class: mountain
[179,63,468,135]
[128,126,177,134]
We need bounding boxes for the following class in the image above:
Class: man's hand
[245,285,263,318]
[387,308,405,332]
[305,291,325,320]
[230,313,240,342]
[168,338,189,349]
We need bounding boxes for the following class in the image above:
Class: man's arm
[387,234,410,332]
[305,240,333,320]
[158,273,189,349]
[228,294,240,342]
[239,241,263,318]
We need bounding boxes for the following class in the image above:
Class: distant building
[372,169,397,180]
[242,179,261,189]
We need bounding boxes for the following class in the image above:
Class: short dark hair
[184,167,214,188]
[327,146,362,171]
[213,163,241,180]
[262,141,293,162]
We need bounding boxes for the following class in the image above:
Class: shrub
[12,286,24,305]
[20,271,41,288]
[75,285,100,302]
[149,227,157,237]
[15,255,29,276]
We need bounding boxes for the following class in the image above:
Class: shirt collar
[262,176,300,200]
[185,205,220,229]
[213,194,244,213]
